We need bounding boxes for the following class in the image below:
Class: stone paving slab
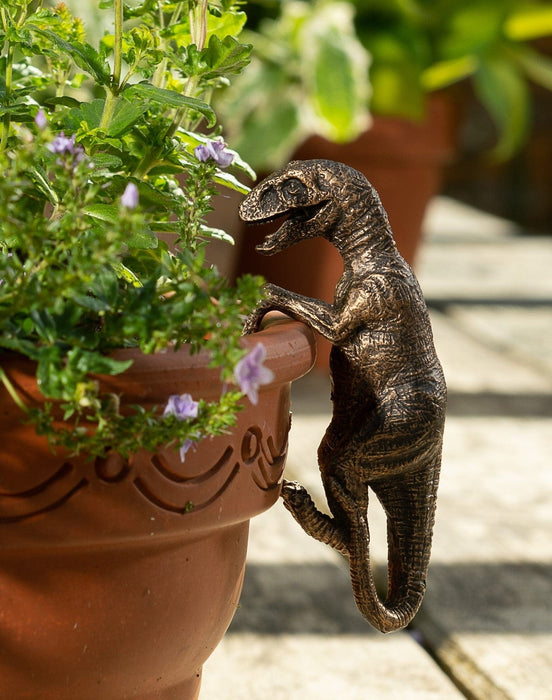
[446,305,552,380]
[202,504,464,700]
[203,633,462,699]
[416,414,552,700]
[418,197,552,303]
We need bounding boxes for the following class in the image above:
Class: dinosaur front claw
[281,479,308,505]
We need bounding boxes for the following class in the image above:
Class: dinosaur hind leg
[370,463,440,610]
[328,472,431,633]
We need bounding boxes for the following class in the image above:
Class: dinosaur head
[239,159,371,255]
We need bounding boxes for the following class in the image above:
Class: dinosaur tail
[348,463,440,633]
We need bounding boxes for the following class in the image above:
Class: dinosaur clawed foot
[281,479,312,509]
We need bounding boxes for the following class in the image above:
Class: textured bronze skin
[240,160,447,633]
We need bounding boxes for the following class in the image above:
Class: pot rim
[0,315,316,405]
[110,313,315,382]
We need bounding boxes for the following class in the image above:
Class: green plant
[352,0,552,159]
[217,0,371,169]
[220,0,552,168]
[0,0,268,458]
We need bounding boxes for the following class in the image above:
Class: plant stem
[99,0,124,132]
[189,0,208,51]
[133,0,206,176]
[0,367,29,414]
[133,149,160,178]
[0,43,14,152]
[112,0,123,89]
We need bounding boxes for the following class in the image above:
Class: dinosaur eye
[260,186,279,211]
[283,178,306,200]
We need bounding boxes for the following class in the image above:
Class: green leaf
[439,3,505,60]
[88,153,123,171]
[83,204,120,224]
[124,83,216,126]
[29,164,59,205]
[111,261,142,287]
[364,28,427,119]
[422,55,479,92]
[306,29,370,141]
[30,309,57,343]
[206,9,247,43]
[108,98,150,137]
[300,2,370,142]
[199,225,235,244]
[84,207,157,250]
[72,293,111,312]
[68,348,132,377]
[91,269,119,308]
[163,9,246,47]
[505,6,552,41]
[127,226,158,250]
[63,98,105,131]
[0,336,40,360]
[0,103,35,121]
[212,169,250,195]
[473,54,530,160]
[37,346,64,397]
[200,35,251,80]
[148,221,179,233]
[512,45,552,92]
[42,95,82,110]
[35,29,111,85]
[232,93,301,171]
[369,63,424,120]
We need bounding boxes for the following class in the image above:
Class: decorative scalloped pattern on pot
[0,319,314,546]
[0,423,288,525]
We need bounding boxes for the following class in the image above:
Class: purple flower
[47,132,86,166]
[163,394,199,420]
[121,182,139,210]
[234,343,274,405]
[163,394,200,463]
[48,132,78,155]
[194,139,234,167]
[179,438,196,462]
[35,109,47,130]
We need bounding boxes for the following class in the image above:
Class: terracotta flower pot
[0,318,314,700]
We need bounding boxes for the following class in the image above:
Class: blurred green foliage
[218,0,552,167]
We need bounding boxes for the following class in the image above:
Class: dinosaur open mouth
[252,201,329,254]
[251,201,328,227]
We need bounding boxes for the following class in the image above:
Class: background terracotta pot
[233,94,459,368]
[0,318,315,700]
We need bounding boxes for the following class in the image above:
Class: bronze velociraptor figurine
[241,159,446,633]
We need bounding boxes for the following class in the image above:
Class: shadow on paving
[292,385,552,418]
[446,391,552,417]
[229,561,552,636]
[426,299,552,309]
